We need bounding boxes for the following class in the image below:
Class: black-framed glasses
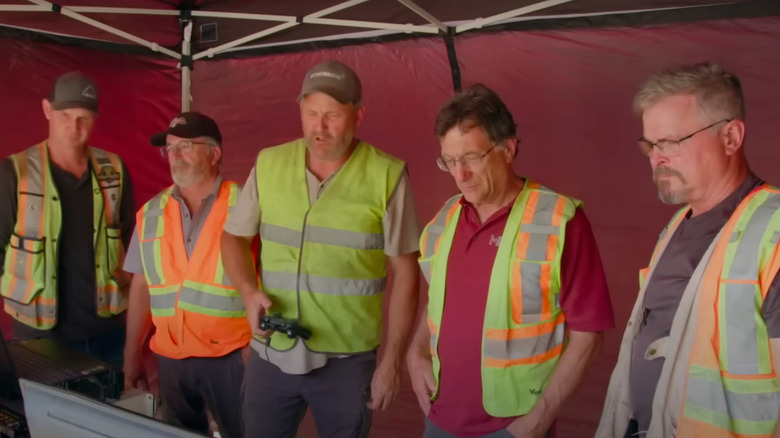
[638,119,732,156]
[436,145,499,172]
[161,140,214,158]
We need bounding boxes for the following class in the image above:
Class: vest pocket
[105,227,130,289]
[1,233,46,303]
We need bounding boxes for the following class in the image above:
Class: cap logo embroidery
[310,71,342,81]
[81,85,97,99]
[169,116,187,128]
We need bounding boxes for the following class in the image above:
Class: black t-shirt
[629,173,780,432]
[0,154,135,342]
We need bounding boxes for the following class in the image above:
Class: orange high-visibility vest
[419,180,581,417]
[669,185,780,437]
[137,180,250,359]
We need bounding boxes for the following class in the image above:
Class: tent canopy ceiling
[0,0,775,59]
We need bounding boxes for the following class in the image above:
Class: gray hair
[202,136,222,166]
[633,62,745,121]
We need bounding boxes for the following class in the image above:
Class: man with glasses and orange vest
[597,63,780,438]
[407,84,615,438]
[0,71,134,367]
[122,112,249,438]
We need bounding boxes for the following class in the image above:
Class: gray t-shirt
[224,154,420,375]
[123,177,223,274]
[629,173,780,432]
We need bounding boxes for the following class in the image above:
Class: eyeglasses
[638,119,731,156]
[160,140,213,158]
[436,145,499,172]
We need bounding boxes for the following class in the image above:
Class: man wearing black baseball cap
[0,71,135,367]
[222,60,422,438]
[123,111,249,438]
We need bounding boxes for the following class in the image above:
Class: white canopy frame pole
[24,0,181,59]
[181,20,193,112]
[455,0,575,33]
[396,0,447,33]
[191,0,439,60]
[191,0,370,60]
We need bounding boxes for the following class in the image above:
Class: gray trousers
[424,418,552,438]
[424,419,515,438]
[241,350,375,438]
[156,349,244,438]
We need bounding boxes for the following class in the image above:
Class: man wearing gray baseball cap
[222,60,421,438]
[0,71,135,367]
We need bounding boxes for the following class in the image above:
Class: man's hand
[123,353,149,391]
[407,350,436,415]
[367,359,401,411]
[505,414,548,438]
[244,289,274,337]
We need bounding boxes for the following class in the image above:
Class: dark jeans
[157,350,244,438]
[242,351,375,438]
[66,328,125,369]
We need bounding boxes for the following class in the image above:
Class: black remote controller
[259,313,312,340]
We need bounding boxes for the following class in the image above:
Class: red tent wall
[1,11,779,438]
[0,39,180,205]
[191,14,780,437]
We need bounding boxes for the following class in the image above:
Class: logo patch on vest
[96,165,120,184]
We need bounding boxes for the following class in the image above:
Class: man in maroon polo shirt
[407,84,615,438]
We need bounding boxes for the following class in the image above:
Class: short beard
[653,166,688,205]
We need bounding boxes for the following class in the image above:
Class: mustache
[653,166,685,182]
[311,132,334,141]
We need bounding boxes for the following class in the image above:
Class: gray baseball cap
[47,71,99,114]
[298,60,361,105]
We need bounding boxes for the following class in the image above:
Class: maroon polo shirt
[428,197,615,437]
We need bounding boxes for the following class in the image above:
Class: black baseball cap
[150,112,222,147]
[48,71,99,114]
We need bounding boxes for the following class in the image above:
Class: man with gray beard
[122,112,250,438]
[597,62,780,438]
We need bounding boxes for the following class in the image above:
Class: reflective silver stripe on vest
[140,239,163,286]
[179,286,245,312]
[420,196,461,283]
[519,263,544,318]
[140,192,168,286]
[149,289,178,310]
[686,374,780,423]
[142,193,166,241]
[262,270,386,296]
[419,260,432,284]
[5,300,55,323]
[521,192,560,262]
[422,196,461,258]
[430,333,438,353]
[18,147,45,237]
[722,192,780,374]
[483,322,565,361]
[260,223,384,250]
